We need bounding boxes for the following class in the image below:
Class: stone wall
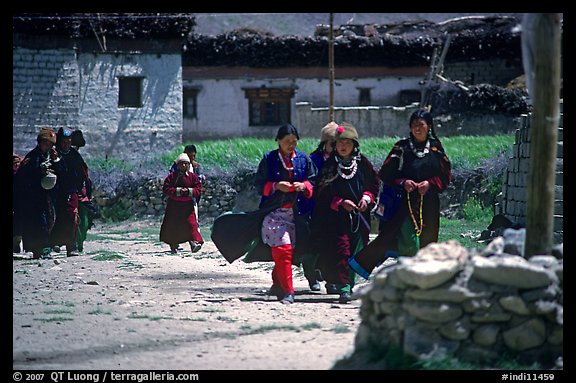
[353,240,563,368]
[13,48,80,144]
[93,166,497,225]
[496,101,563,241]
[94,171,255,221]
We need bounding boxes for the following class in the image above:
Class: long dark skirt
[51,192,79,248]
[316,231,363,286]
[21,193,56,255]
[160,199,203,246]
[351,191,440,276]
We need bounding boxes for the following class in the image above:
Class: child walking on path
[160,153,204,254]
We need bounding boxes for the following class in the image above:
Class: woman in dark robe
[348,109,452,279]
[304,121,339,294]
[160,153,204,254]
[50,127,87,257]
[313,123,379,303]
[14,128,63,259]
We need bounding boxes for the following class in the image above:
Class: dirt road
[13,218,364,370]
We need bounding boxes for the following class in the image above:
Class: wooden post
[328,13,335,121]
[525,13,562,256]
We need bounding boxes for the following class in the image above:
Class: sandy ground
[13,217,367,371]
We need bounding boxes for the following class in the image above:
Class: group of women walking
[14,109,451,306]
[13,127,97,259]
[211,108,452,304]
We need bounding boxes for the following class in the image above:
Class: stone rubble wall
[496,101,563,242]
[353,239,563,367]
[93,171,255,221]
[94,167,494,224]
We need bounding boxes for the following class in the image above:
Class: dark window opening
[358,88,372,106]
[398,89,421,106]
[183,88,199,119]
[245,88,294,126]
[118,77,143,108]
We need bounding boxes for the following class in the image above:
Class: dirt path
[13,218,365,370]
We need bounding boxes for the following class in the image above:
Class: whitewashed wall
[183,76,421,141]
[13,48,182,161]
[76,53,182,160]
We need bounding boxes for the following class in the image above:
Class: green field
[154,135,514,173]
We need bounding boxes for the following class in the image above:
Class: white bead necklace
[409,139,430,158]
[278,151,294,171]
[337,158,358,180]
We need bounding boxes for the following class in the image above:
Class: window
[399,89,421,106]
[358,88,372,106]
[244,88,294,126]
[118,77,144,108]
[183,88,199,119]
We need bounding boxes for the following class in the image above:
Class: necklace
[409,139,430,158]
[278,151,294,172]
[407,192,424,237]
[337,158,358,180]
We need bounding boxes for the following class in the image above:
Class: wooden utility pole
[524,13,562,256]
[328,13,335,121]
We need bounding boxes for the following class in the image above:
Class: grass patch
[463,196,494,222]
[336,344,543,370]
[33,317,74,322]
[43,309,74,315]
[86,233,118,241]
[439,217,491,250]
[333,324,352,333]
[198,226,213,241]
[216,316,237,323]
[127,313,173,321]
[196,308,224,313]
[416,355,479,370]
[181,317,208,322]
[301,322,322,330]
[88,308,112,315]
[334,343,418,370]
[442,135,514,169]
[118,261,144,270]
[416,353,542,370]
[91,251,126,261]
[43,301,75,307]
[242,322,322,335]
[108,135,514,175]
[88,227,160,242]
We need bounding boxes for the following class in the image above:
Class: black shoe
[189,241,202,253]
[308,280,321,292]
[170,246,178,254]
[52,245,61,253]
[326,283,338,295]
[280,293,294,304]
[315,269,324,282]
[338,292,352,304]
[268,284,283,300]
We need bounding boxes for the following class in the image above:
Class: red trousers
[271,244,294,295]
